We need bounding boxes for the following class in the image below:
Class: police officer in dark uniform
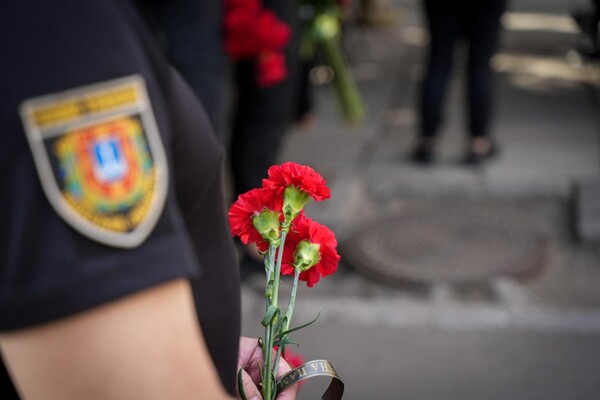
[0,1,295,399]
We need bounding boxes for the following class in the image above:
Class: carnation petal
[263,162,331,202]
[228,187,283,249]
[280,214,339,286]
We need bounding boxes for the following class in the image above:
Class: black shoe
[410,139,436,165]
[463,140,498,165]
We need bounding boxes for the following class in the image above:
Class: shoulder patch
[20,75,168,248]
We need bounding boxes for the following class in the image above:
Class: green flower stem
[263,323,273,399]
[262,244,277,400]
[323,35,366,124]
[263,224,289,399]
[265,245,277,303]
[284,268,301,332]
[263,229,288,399]
[272,267,301,398]
[271,229,288,309]
[272,345,283,400]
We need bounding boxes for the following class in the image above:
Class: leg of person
[463,0,507,164]
[414,0,460,164]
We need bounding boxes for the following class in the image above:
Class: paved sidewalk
[241,0,600,398]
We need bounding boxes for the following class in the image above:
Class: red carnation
[225,0,260,12]
[224,10,261,58]
[224,0,291,86]
[255,10,291,51]
[281,214,340,287]
[228,187,283,251]
[257,51,287,87]
[262,162,331,202]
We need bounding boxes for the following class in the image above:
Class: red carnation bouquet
[224,0,292,87]
[229,162,344,399]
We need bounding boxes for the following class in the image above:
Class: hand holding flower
[238,337,298,400]
[229,162,342,400]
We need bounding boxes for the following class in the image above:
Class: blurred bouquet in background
[224,0,292,87]
[229,162,344,399]
[300,0,366,124]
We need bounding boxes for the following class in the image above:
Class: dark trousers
[147,0,224,132]
[420,0,507,139]
[230,0,299,198]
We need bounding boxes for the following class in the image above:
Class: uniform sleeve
[0,0,204,331]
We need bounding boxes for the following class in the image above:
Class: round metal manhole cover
[342,202,547,284]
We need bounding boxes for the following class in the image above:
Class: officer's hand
[237,336,298,400]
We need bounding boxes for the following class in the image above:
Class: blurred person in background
[0,1,296,399]
[146,0,300,277]
[412,0,508,165]
[228,0,301,276]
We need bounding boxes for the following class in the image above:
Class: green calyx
[252,209,281,246]
[293,240,321,272]
[283,186,310,225]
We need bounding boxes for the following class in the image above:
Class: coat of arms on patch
[20,75,168,248]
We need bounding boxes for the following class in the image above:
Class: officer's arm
[0,279,234,400]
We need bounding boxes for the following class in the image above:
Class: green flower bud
[293,240,321,272]
[313,14,339,42]
[252,209,281,246]
[283,186,310,226]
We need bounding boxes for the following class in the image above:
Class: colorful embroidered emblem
[20,75,168,248]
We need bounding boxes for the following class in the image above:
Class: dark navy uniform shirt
[0,1,240,397]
